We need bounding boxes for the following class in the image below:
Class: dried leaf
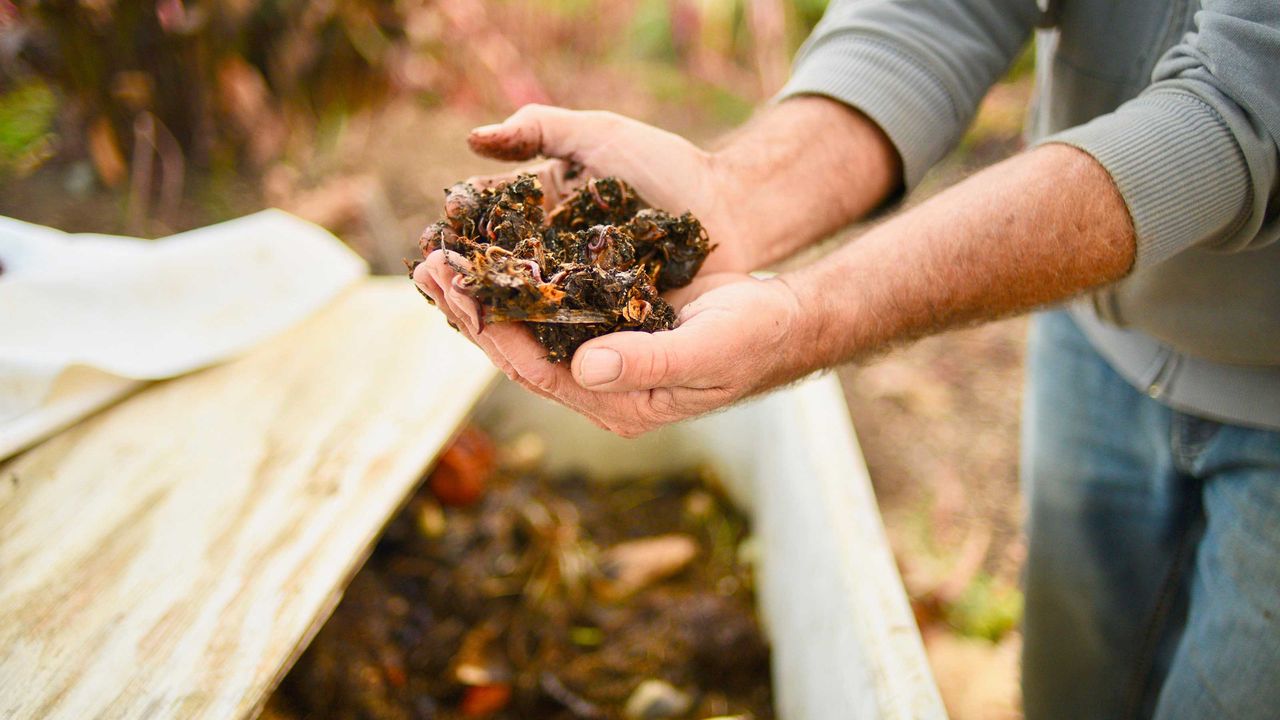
[87,116,126,188]
[460,683,513,717]
[450,623,510,687]
[595,534,699,601]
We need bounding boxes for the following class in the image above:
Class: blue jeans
[1020,311,1280,720]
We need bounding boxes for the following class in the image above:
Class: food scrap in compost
[409,176,714,362]
[265,429,772,720]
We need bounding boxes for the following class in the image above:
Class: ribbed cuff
[777,34,959,191]
[1038,91,1250,269]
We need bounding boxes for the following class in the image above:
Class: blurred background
[0,1,1034,716]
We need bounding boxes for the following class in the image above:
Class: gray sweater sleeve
[777,0,1040,190]
[1043,1,1280,268]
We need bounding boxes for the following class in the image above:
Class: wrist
[706,97,903,271]
[702,148,770,272]
[770,272,836,382]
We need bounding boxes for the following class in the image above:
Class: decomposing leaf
[596,533,699,601]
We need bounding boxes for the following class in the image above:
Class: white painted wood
[0,278,496,720]
[477,377,948,719]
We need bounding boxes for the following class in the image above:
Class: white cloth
[0,210,368,459]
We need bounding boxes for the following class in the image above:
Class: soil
[264,428,772,720]
[412,175,712,362]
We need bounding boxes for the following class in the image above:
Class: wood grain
[0,278,495,720]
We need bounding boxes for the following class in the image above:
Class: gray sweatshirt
[779,0,1280,429]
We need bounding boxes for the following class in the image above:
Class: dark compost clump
[409,176,714,362]
[265,429,773,720]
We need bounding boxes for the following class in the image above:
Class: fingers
[468,104,620,163]
[415,252,619,431]
[570,320,729,393]
[418,251,482,335]
[479,319,581,398]
[469,315,621,432]
[480,314,728,436]
[468,322,561,406]
[443,276,483,336]
[412,260,466,332]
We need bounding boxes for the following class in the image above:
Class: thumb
[571,322,728,392]
[468,104,617,163]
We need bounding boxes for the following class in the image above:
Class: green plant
[945,574,1024,642]
[0,79,57,176]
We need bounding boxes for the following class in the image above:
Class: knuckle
[512,103,548,120]
[646,387,683,420]
[603,408,651,439]
[612,423,645,440]
[641,345,672,386]
[588,110,625,130]
[525,365,558,394]
[633,402,663,429]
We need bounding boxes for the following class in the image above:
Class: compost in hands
[410,175,714,362]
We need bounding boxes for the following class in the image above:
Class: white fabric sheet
[0,210,367,458]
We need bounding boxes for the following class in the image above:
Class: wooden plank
[0,277,496,720]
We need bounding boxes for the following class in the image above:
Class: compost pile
[266,428,772,720]
[410,175,714,361]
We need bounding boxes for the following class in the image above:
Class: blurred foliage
[945,573,1024,643]
[1006,42,1036,82]
[0,78,56,174]
[1,0,829,185]
[8,0,411,174]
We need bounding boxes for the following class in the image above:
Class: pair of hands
[413,105,810,437]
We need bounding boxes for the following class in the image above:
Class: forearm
[783,143,1135,370]
[710,96,901,269]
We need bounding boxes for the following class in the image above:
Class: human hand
[462,104,754,275]
[413,255,812,437]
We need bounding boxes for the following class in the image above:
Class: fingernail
[578,348,622,387]
[470,123,503,138]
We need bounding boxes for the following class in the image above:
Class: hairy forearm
[782,144,1135,371]
[710,96,902,269]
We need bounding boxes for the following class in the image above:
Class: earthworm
[516,259,544,283]
[587,227,608,252]
[587,179,610,211]
[481,208,499,240]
